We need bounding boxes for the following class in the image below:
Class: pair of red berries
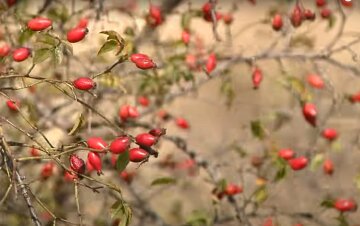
[119,104,139,121]
[278,149,308,171]
[130,53,156,70]
[202,2,222,22]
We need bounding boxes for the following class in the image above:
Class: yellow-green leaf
[150,177,176,186]
[33,48,52,64]
[116,151,129,173]
[97,39,119,55]
[68,113,85,136]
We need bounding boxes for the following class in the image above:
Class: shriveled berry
[176,117,189,129]
[87,152,102,175]
[6,100,20,111]
[73,77,96,90]
[27,17,52,31]
[323,159,334,175]
[109,136,131,154]
[149,128,166,137]
[334,199,357,212]
[87,137,107,151]
[67,27,88,43]
[129,148,149,162]
[272,14,283,31]
[278,148,295,160]
[307,74,324,89]
[302,103,317,127]
[304,9,316,20]
[322,128,338,141]
[206,53,217,74]
[12,47,30,62]
[252,67,263,89]
[288,156,308,170]
[69,154,86,174]
[136,133,157,147]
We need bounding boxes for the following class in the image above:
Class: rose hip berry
[272,14,283,31]
[307,74,324,89]
[205,53,217,74]
[130,53,150,63]
[137,96,150,107]
[223,13,233,25]
[41,162,55,179]
[176,117,189,129]
[69,154,85,174]
[149,128,166,137]
[87,152,102,175]
[64,171,78,182]
[6,100,20,111]
[334,199,357,212]
[278,148,295,160]
[12,47,30,62]
[302,103,317,127]
[288,156,308,170]
[322,128,338,141]
[67,27,88,43]
[316,0,327,7]
[76,18,88,28]
[148,4,163,27]
[341,0,353,7]
[182,29,191,45]
[252,67,263,89]
[87,137,107,152]
[73,77,96,90]
[291,5,303,28]
[129,148,149,162]
[30,148,40,157]
[320,8,332,19]
[119,104,139,121]
[224,184,243,196]
[109,136,131,154]
[27,17,52,31]
[0,43,11,57]
[323,159,334,175]
[136,133,157,147]
[304,9,316,21]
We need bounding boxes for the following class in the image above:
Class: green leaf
[100,30,124,42]
[68,113,85,136]
[185,210,211,226]
[53,46,63,65]
[254,185,268,204]
[18,28,35,45]
[99,30,125,55]
[116,151,129,173]
[33,48,52,64]
[181,12,192,29]
[274,166,287,182]
[328,15,336,30]
[310,153,324,171]
[97,39,119,55]
[320,198,334,208]
[36,33,57,46]
[150,177,176,186]
[110,200,132,226]
[250,120,266,140]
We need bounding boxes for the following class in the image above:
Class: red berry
[206,53,217,74]
[27,17,52,31]
[136,133,157,147]
[185,54,198,70]
[248,0,256,5]
[0,43,11,57]
[149,128,166,137]
[119,104,139,121]
[182,29,190,45]
[129,148,149,162]
[30,148,40,157]
[272,14,283,31]
[176,117,189,129]
[41,162,55,179]
[6,100,20,111]
[110,154,117,167]
[73,77,96,90]
[67,27,88,43]
[109,136,131,154]
[202,2,212,16]
[302,103,317,127]
[334,199,357,212]
[148,4,163,27]
[6,0,16,7]
[263,218,273,226]
[130,53,149,63]
[134,58,156,70]
[86,159,95,172]
[12,47,30,62]
[87,152,102,175]
[307,74,324,89]
[316,0,327,7]
[278,148,295,160]
[323,159,334,175]
[224,184,243,196]
[291,5,303,28]
[288,156,308,170]
[350,92,360,103]
[76,18,88,28]
[223,13,233,25]
[69,154,86,174]
[87,137,107,151]
[341,0,353,7]
[322,128,338,141]
[320,8,331,19]
[64,171,78,181]
[120,171,134,184]
[304,9,316,21]
[252,67,263,89]
[138,96,150,107]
